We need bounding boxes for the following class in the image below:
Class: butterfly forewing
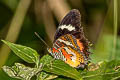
[54,9,82,42]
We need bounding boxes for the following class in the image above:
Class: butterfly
[47,9,91,68]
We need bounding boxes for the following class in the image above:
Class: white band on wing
[57,38,74,47]
[58,25,75,31]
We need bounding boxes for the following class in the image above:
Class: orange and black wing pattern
[48,9,91,68]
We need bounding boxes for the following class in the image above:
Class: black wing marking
[54,9,91,60]
[54,9,82,42]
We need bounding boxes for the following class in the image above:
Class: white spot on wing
[58,25,75,31]
[57,39,73,47]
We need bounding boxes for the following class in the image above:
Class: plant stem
[113,0,118,59]
[0,0,32,67]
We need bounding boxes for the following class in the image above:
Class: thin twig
[41,1,56,41]
[47,0,70,22]
[112,0,118,59]
[0,0,32,67]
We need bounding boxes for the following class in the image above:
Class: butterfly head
[47,48,52,54]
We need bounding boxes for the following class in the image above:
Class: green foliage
[37,72,57,80]
[40,55,82,80]
[91,34,120,63]
[81,61,120,80]
[2,40,120,80]
[2,40,40,66]
[3,63,40,80]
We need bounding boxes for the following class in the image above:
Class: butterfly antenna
[34,32,50,48]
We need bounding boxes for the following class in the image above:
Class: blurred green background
[0,0,120,79]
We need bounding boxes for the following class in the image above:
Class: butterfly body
[48,9,91,68]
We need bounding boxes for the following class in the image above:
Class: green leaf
[37,72,57,80]
[81,60,120,80]
[40,54,53,65]
[40,55,82,80]
[3,63,41,80]
[2,40,39,65]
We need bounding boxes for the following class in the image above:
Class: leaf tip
[1,40,7,44]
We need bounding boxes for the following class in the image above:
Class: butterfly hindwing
[52,34,87,68]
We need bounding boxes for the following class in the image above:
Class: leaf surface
[2,40,39,65]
